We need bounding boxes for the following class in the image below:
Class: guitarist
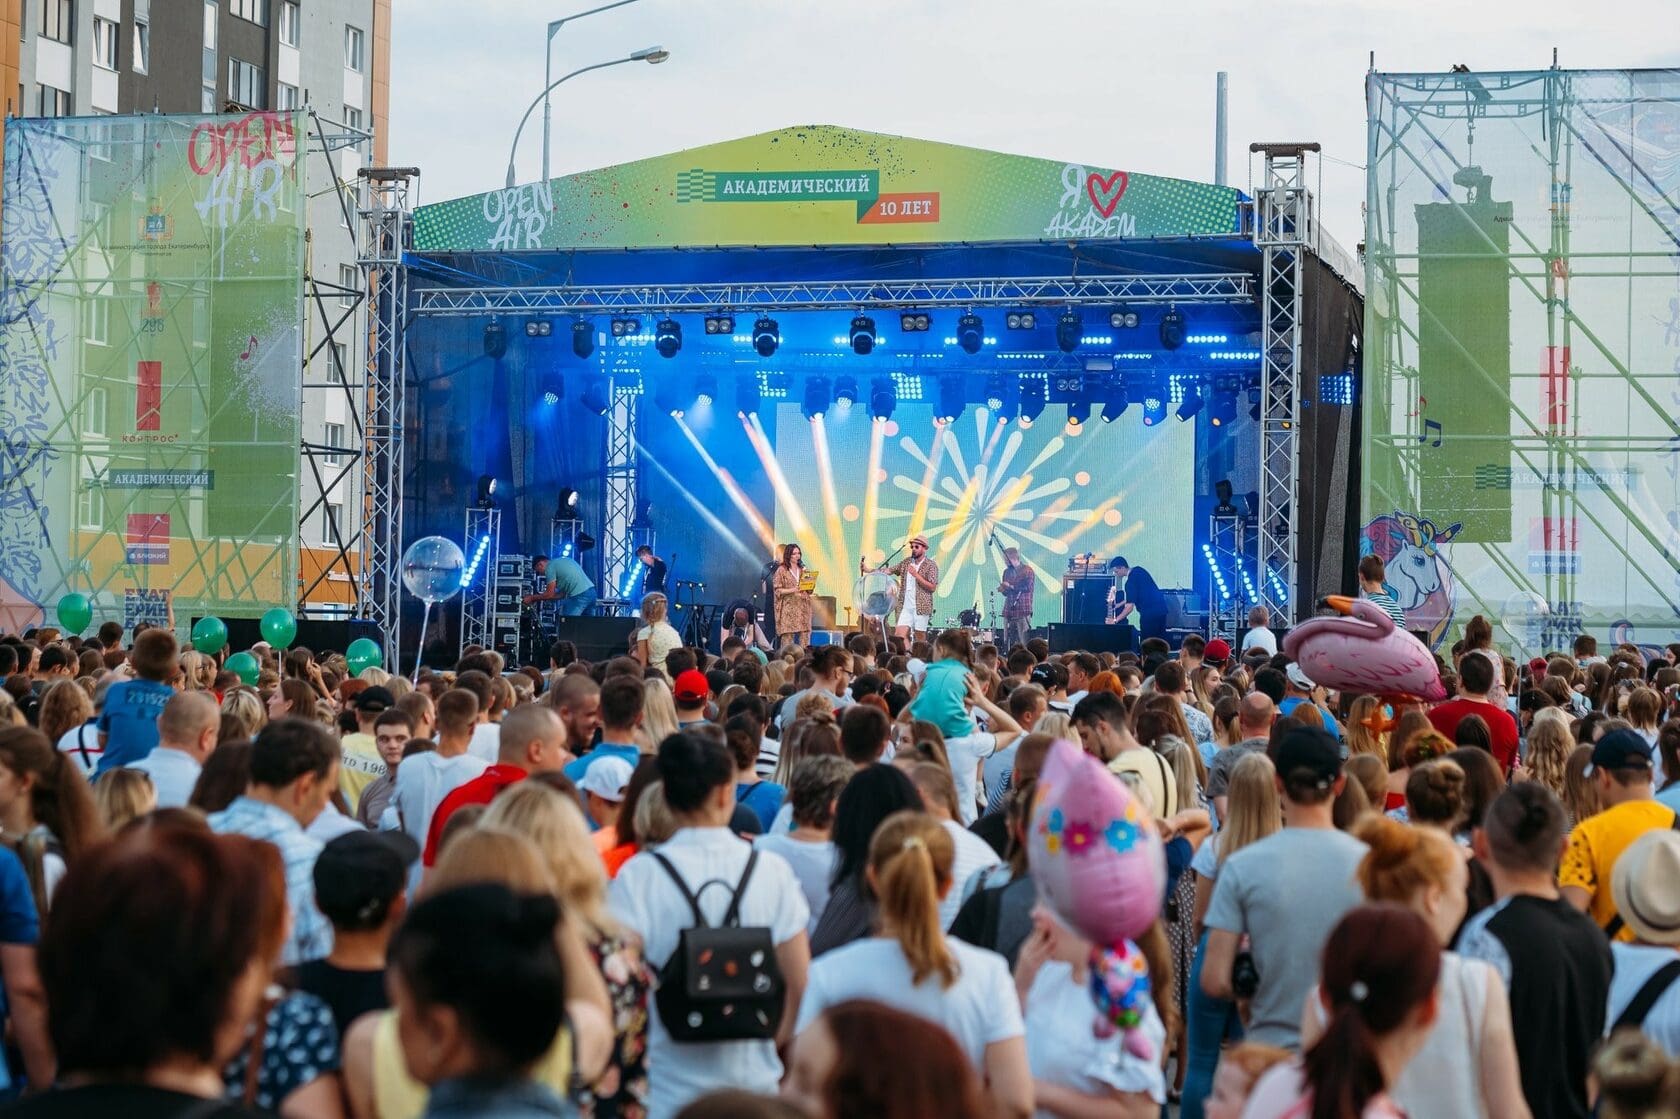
[996,546,1034,652]
[1106,555,1166,646]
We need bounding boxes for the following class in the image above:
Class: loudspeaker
[552,615,639,663]
[1060,575,1112,624]
[808,631,844,647]
[192,617,382,654]
[1047,622,1136,655]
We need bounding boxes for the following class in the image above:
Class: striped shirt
[209,796,333,965]
[1362,588,1407,626]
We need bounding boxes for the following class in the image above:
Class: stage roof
[412,125,1247,254]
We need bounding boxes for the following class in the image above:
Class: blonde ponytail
[868,811,958,988]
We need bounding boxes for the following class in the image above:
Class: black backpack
[648,849,785,1043]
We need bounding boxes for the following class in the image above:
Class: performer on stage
[635,545,668,597]
[523,554,598,617]
[771,543,814,648]
[997,546,1034,651]
[1106,555,1166,644]
[882,534,939,642]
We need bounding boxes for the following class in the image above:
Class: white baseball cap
[1286,662,1316,690]
[577,756,634,803]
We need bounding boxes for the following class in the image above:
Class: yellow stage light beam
[860,417,886,566]
[633,449,764,566]
[808,415,850,581]
[742,412,836,586]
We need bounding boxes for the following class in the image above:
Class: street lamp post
[507,47,669,190]
[542,0,645,187]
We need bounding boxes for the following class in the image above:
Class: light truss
[410,273,1253,317]
[602,381,639,612]
[1252,143,1313,628]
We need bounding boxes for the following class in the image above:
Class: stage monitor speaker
[552,615,639,663]
[808,631,844,647]
[193,617,383,654]
[1048,622,1135,655]
[1060,575,1112,624]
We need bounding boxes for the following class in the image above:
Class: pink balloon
[1026,740,1166,946]
[1283,598,1446,701]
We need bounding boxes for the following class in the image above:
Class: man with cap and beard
[882,534,940,643]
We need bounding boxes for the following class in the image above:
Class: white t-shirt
[391,751,488,846]
[55,723,102,777]
[1242,627,1279,656]
[796,935,1023,1067]
[941,819,1002,931]
[944,730,1000,826]
[127,746,202,809]
[609,827,810,1119]
[467,722,501,765]
[1025,960,1166,1116]
[752,832,835,936]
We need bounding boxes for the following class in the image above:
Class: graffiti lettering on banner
[123,589,172,631]
[188,111,295,228]
[1044,165,1138,239]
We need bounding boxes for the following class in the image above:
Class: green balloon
[225,651,260,685]
[346,637,383,676]
[55,593,92,634]
[190,616,228,655]
[260,608,298,649]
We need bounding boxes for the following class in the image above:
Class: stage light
[572,320,595,359]
[1098,378,1129,423]
[655,381,685,419]
[460,534,495,589]
[1177,381,1205,422]
[752,316,780,357]
[985,373,1007,412]
[1201,543,1232,602]
[655,318,682,359]
[936,375,964,425]
[1066,401,1091,427]
[1214,479,1236,512]
[850,315,877,355]
[802,376,831,420]
[736,372,761,417]
[476,475,498,508]
[704,314,735,335]
[483,321,507,359]
[1005,311,1037,331]
[539,370,563,406]
[834,375,859,409]
[610,317,642,338]
[1109,309,1140,330]
[900,312,931,333]
[1159,306,1186,350]
[1019,376,1046,428]
[1209,378,1240,427]
[1141,390,1166,427]
[1055,310,1081,353]
[956,313,984,355]
[577,532,596,553]
[557,488,580,517]
[580,378,610,416]
[695,374,718,407]
[869,376,897,420]
[525,319,552,338]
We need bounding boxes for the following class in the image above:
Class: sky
[389,0,1677,250]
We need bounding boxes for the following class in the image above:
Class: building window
[203,0,218,110]
[324,422,345,465]
[132,19,148,73]
[277,82,299,110]
[345,25,364,72]
[41,0,72,44]
[37,85,71,118]
[82,385,108,435]
[339,264,358,307]
[77,467,105,531]
[345,106,366,156]
[278,1,299,46]
[331,340,347,383]
[323,501,342,542]
[231,0,269,27]
[92,17,119,70]
[83,298,108,345]
[228,58,266,109]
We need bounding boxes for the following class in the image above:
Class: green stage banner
[0,112,306,634]
[414,125,1242,251]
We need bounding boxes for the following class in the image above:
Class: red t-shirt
[422,764,527,865]
[1427,698,1519,773]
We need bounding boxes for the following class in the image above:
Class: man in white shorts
[885,534,940,643]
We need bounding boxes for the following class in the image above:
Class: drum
[854,571,898,618]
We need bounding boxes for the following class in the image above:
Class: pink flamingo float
[1283,595,1446,703]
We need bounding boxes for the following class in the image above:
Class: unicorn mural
[1360,511,1462,650]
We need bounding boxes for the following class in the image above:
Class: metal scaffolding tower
[459,508,500,653]
[355,167,418,666]
[602,381,639,608]
[1251,143,1315,627]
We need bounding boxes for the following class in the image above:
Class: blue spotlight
[460,534,494,588]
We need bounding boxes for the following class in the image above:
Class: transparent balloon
[402,536,466,605]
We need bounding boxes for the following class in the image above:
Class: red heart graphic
[1085,170,1130,218]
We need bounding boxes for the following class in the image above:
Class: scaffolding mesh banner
[0,111,306,633]
[1363,69,1680,658]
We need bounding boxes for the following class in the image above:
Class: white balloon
[402,536,467,604]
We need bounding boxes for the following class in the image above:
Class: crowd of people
[0,605,1676,1118]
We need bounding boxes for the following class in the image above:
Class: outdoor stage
[367,126,1362,661]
